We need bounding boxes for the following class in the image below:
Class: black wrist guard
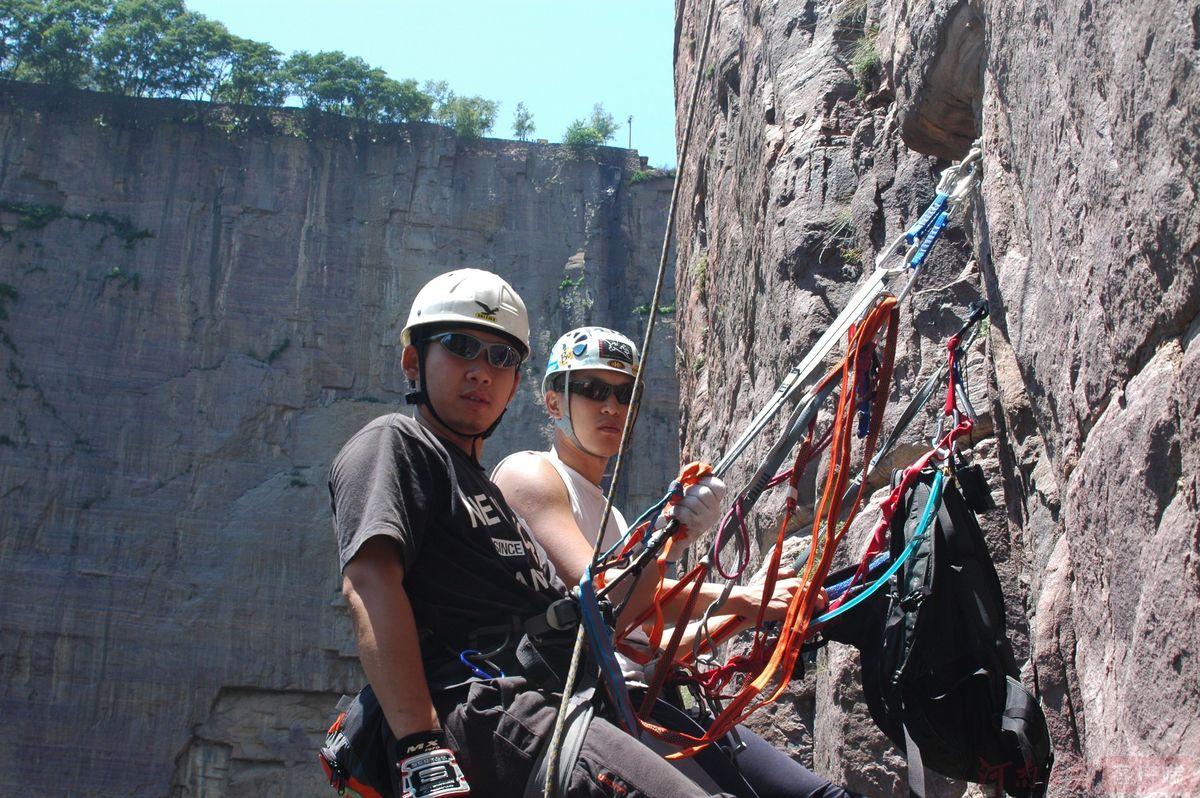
[392,730,470,798]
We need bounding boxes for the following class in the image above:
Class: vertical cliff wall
[674,0,1197,796]
[0,82,678,796]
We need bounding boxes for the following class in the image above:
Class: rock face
[674,0,1198,796]
[0,82,678,796]
[4,0,1198,790]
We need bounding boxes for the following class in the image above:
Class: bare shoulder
[494,451,557,490]
[493,452,569,511]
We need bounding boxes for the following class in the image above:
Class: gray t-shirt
[329,413,563,682]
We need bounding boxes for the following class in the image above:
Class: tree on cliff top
[0,1,27,74]
[436,94,499,139]
[0,0,499,133]
[285,50,432,123]
[2,0,107,87]
[2,0,277,102]
[92,0,232,99]
[512,101,535,141]
[422,80,498,139]
[587,103,618,142]
[209,37,285,108]
[562,102,618,154]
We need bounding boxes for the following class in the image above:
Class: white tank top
[540,448,629,555]
[493,448,647,683]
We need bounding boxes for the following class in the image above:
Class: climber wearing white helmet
[493,325,861,798]
[399,267,530,459]
[542,325,642,460]
[328,272,757,798]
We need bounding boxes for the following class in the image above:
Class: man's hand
[391,730,471,798]
[655,474,727,553]
[654,474,727,561]
[737,570,830,622]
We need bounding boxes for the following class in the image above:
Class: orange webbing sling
[609,295,901,756]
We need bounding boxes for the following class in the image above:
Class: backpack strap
[1001,676,1054,798]
[902,722,927,798]
[523,688,597,798]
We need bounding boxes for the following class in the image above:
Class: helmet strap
[554,380,604,458]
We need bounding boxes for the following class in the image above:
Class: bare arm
[494,452,802,631]
[671,571,811,653]
[341,536,439,739]
[493,452,602,581]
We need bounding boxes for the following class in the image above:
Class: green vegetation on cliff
[0,0,498,136]
[563,103,618,154]
[0,200,152,248]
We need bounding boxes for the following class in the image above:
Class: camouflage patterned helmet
[542,326,640,456]
[541,326,640,395]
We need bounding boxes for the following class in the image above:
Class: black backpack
[822,465,1053,797]
[319,686,391,798]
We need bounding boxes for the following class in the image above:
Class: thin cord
[542,0,722,792]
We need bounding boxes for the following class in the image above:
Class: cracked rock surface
[674,0,1198,795]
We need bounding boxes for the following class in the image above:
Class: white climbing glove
[654,475,727,560]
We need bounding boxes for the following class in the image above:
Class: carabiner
[459,649,506,679]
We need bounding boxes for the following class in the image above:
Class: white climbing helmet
[543,326,641,456]
[541,326,640,395]
[402,269,530,359]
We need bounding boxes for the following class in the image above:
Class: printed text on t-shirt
[461,491,503,528]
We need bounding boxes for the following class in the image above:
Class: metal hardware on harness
[528,597,581,637]
[459,649,506,679]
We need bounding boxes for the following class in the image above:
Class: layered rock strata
[0,82,678,796]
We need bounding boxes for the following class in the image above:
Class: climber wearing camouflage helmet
[493,324,862,798]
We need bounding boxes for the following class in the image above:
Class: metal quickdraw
[712,141,983,481]
[458,649,506,680]
[838,299,990,507]
[825,302,989,613]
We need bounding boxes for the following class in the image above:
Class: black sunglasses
[569,376,637,405]
[428,332,522,368]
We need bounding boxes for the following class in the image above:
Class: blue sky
[185,0,680,167]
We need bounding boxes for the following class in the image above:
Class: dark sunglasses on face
[569,376,637,405]
[428,332,522,368]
